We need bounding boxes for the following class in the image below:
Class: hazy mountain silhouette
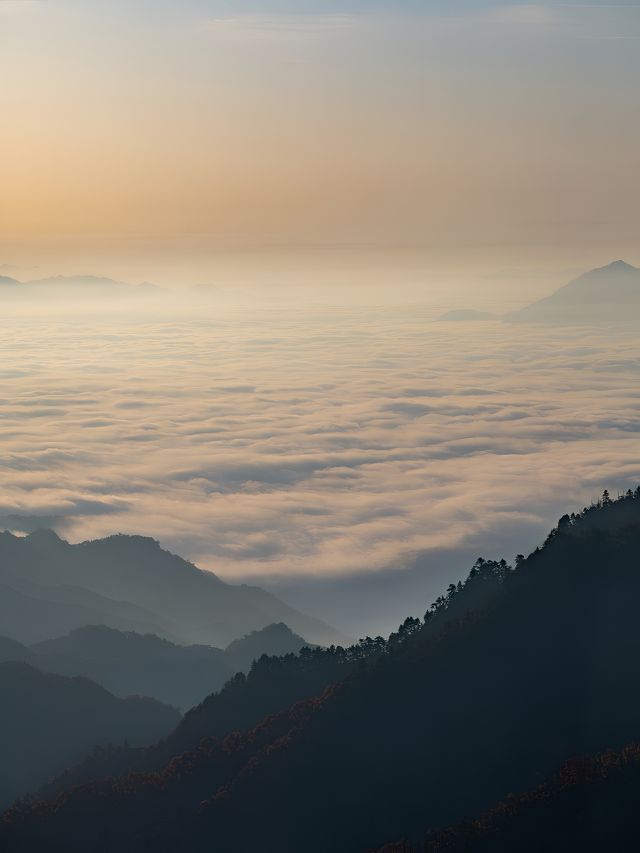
[225,622,311,672]
[0,662,179,809]
[0,572,171,646]
[0,273,162,301]
[26,275,163,296]
[0,636,32,664]
[0,622,310,713]
[507,260,640,324]
[0,530,345,647]
[439,261,640,327]
[6,491,640,851]
[30,626,233,712]
[27,274,129,289]
[0,275,20,287]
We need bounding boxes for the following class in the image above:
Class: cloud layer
[2,294,640,628]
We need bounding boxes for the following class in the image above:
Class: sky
[2,0,640,275]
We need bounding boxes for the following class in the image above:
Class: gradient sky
[2,0,640,269]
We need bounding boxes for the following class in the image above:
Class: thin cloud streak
[202,13,356,40]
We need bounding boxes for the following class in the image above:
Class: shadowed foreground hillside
[4,490,640,851]
[378,743,640,852]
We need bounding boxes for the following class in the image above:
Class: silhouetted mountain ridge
[0,530,345,647]
[0,622,312,712]
[6,490,640,850]
[29,626,232,712]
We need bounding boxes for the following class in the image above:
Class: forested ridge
[4,490,640,851]
[377,742,640,852]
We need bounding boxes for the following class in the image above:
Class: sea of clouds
[2,296,640,633]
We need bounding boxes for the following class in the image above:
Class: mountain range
[0,274,161,300]
[0,622,310,712]
[4,489,640,850]
[0,530,345,648]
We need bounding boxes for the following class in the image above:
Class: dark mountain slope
[0,530,345,647]
[0,636,32,664]
[37,635,373,799]
[5,491,640,851]
[506,260,640,324]
[0,663,180,810]
[379,742,640,852]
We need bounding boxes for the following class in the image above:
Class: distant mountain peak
[506,259,640,324]
[25,529,63,545]
[225,622,311,670]
[595,259,637,273]
[614,259,634,268]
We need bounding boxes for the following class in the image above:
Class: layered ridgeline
[37,629,374,801]
[0,530,345,648]
[5,490,640,851]
[0,623,310,712]
[0,274,161,301]
[0,663,179,809]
